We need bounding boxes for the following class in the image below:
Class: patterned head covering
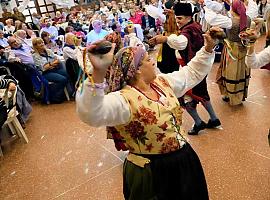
[231,0,247,31]
[104,32,123,54]
[106,47,146,92]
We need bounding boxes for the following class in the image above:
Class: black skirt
[123,143,209,200]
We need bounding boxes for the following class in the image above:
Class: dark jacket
[141,15,156,30]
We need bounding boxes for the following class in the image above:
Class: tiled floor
[0,38,269,200]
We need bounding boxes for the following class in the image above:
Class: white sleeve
[245,46,270,69]
[204,7,232,29]
[134,24,144,41]
[167,34,188,50]
[161,47,215,98]
[76,81,131,127]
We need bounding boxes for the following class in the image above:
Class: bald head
[15,30,27,39]
[65,32,75,45]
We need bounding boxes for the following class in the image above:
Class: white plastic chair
[0,88,29,156]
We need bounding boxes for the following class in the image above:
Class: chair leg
[12,117,29,144]
[64,87,70,101]
[0,146,3,157]
[7,122,17,136]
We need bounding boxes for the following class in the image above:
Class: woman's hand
[51,58,60,67]
[88,41,116,83]
[88,41,116,71]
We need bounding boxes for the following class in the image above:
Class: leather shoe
[206,119,221,128]
[188,121,207,135]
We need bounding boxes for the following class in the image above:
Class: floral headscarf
[232,0,247,31]
[106,47,146,92]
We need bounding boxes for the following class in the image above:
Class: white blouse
[204,7,232,29]
[76,47,215,127]
[245,46,270,69]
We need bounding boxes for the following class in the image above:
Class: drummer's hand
[149,35,167,46]
[88,41,116,72]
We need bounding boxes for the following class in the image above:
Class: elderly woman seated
[41,31,59,54]
[32,37,69,103]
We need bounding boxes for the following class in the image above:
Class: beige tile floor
[0,38,269,200]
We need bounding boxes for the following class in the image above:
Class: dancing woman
[76,28,220,199]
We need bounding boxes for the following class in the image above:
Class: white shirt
[76,47,215,127]
[167,34,189,50]
[4,26,15,35]
[63,46,80,61]
[246,0,259,20]
[86,29,109,45]
[245,46,270,69]
[40,26,59,41]
[204,7,232,29]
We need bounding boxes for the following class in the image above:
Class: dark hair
[41,31,50,44]
[124,26,129,34]
[111,22,118,31]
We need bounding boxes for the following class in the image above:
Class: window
[15,0,57,23]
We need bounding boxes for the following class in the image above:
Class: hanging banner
[48,0,75,8]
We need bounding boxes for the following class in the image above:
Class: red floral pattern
[135,106,158,125]
[159,137,180,154]
[145,143,154,152]
[155,133,166,142]
[125,121,148,145]
[158,122,168,131]
[107,127,128,151]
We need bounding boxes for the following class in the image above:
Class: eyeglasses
[10,41,17,45]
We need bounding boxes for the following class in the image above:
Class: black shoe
[188,121,207,135]
[206,119,221,128]
[222,96,229,102]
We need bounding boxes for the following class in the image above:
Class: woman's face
[35,41,45,51]
[43,34,50,42]
[138,53,156,83]
[22,23,27,30]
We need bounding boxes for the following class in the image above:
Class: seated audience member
[0,75,17,129]
[7,37,34,66]
[13,7,26,22]
[15,30,33,48]
[41,31,59,54]
[63,33,82,87]
[32,38,69,103]
[40,18,58,42]
[124,22,146,50]
[1,8,13,22]
[53,11,65,24]
[3,39,35,100]
[18,23,36,39]
[4,19,15,36]
[86,20,109,45]
[32,13,41,30]
[0,30,9,48]
[141,8,156,31]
